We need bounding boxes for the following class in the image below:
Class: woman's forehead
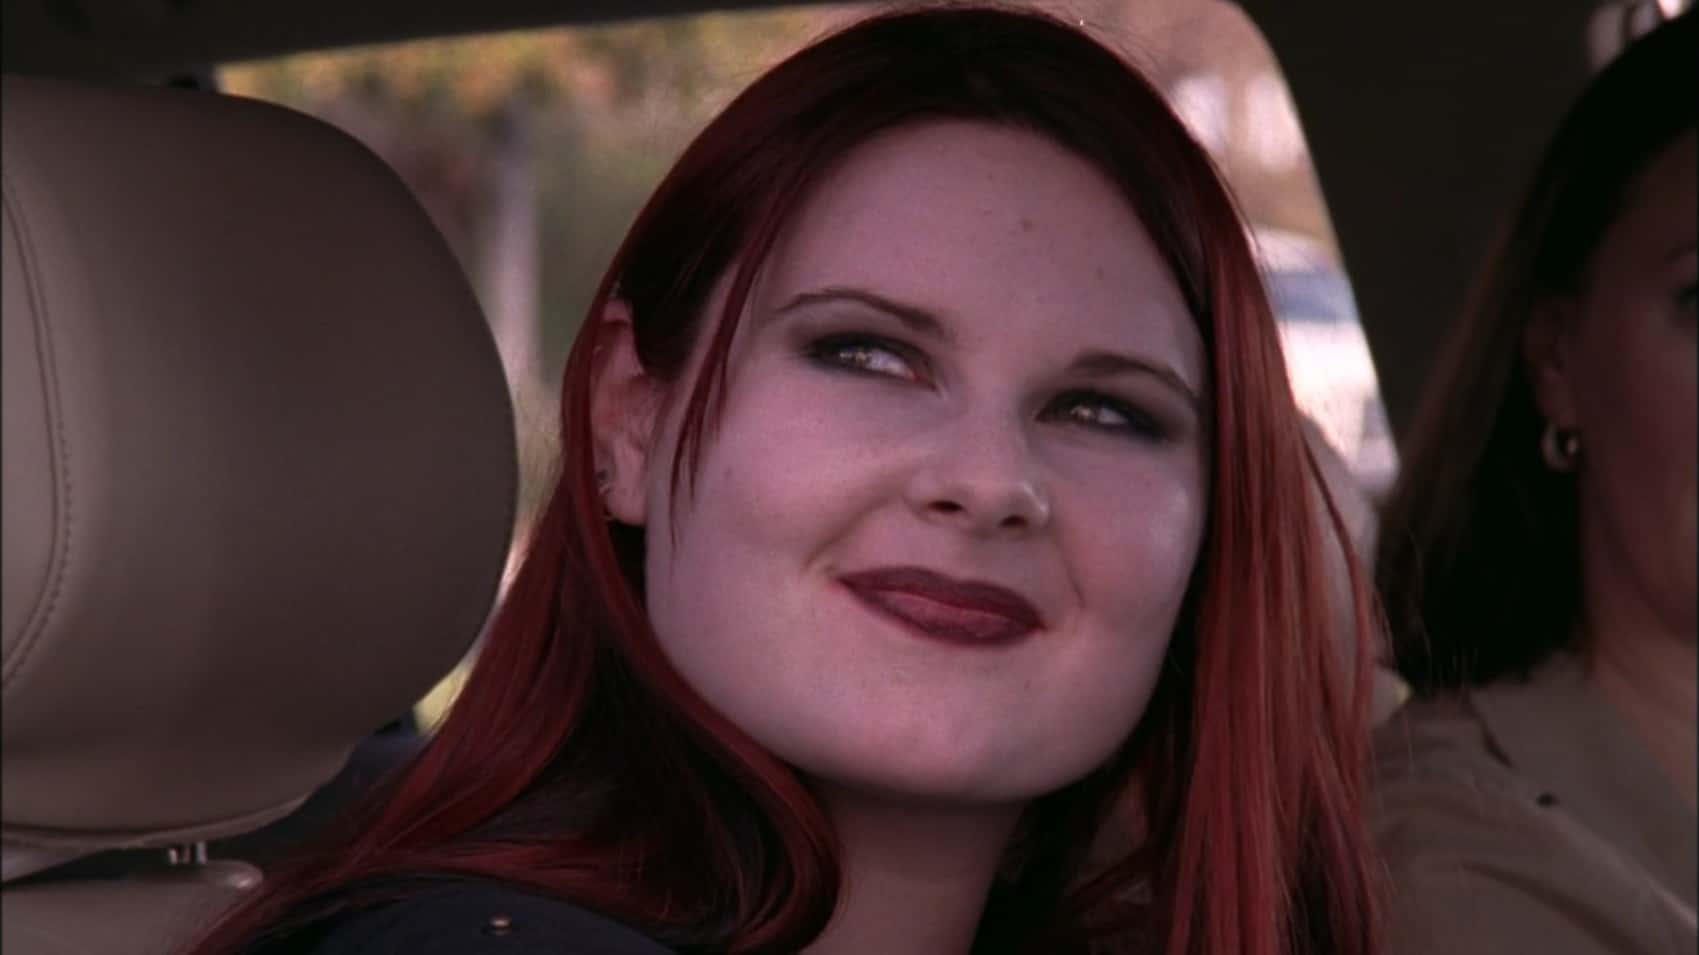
[1585,131,1697,285]
[750,120,1205,377]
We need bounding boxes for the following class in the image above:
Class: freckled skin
[625,122,1208,806]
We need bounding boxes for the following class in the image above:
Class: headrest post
[164,843,209,867]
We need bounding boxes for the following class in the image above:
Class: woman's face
[1529,130,1698,639]
[598,121,1208,806]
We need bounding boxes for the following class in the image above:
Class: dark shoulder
[300,880,676,955]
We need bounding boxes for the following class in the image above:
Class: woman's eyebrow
[776,285,1202,412]
[774,286,955,343]
[1068,350,1203,414]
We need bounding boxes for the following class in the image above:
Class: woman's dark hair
[1376,9,1697,694]
[193,6,1380,954]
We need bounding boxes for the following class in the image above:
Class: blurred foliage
[223,10,848,122]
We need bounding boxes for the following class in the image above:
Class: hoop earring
[1541,423,1582,472]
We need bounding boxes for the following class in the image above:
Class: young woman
[1373,11,1695,953]
[193,7,1381,954]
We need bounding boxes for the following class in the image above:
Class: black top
[289,880,677,955]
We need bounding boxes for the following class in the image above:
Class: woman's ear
[1523,297,1580,428]
[590,298,666,526]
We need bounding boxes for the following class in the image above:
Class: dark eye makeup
[1045,390,1171,441]
[804,332,926,382]
[801,329,1178,444]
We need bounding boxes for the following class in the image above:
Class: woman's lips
[838,566,1043,646]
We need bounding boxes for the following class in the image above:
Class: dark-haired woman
[1373,11,1695,954]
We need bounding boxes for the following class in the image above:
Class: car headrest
[1299,417,1408,725]
[1,76,516,853]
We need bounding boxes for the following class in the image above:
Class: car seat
[2,75,516,955]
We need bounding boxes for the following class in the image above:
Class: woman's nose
[903,416,1052,537]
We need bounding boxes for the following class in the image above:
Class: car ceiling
[1,0,1605,441]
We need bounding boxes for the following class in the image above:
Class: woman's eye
[1049,391,1168,441]
[806,335,920,381]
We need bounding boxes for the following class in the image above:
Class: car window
[1590,0,1694,65]
[222,0,1398,726]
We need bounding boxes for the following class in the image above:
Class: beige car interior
[1,75,518,954]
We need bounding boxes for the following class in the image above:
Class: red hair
[194,6,1380,954]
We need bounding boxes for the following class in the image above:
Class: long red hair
[193,6,1379,954]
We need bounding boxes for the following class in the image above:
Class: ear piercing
[1540,423,1582,472]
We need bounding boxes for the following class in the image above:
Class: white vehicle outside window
[1254,227,1399,496]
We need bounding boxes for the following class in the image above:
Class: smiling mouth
[838,566,1043,647]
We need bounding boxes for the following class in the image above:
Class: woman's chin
[792,739,1105,810]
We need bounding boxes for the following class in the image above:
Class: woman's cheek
[1068,467,1206,597]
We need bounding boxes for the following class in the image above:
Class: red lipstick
[838,566,1043,647]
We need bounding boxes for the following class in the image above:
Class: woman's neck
[802,788,1023,955]
[1582,593,1698,810]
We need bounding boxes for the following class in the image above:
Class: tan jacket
[1372,653,1696,955]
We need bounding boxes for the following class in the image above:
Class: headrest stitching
[1,166,74,691]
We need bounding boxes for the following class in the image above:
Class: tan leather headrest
[1,76,516,850]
